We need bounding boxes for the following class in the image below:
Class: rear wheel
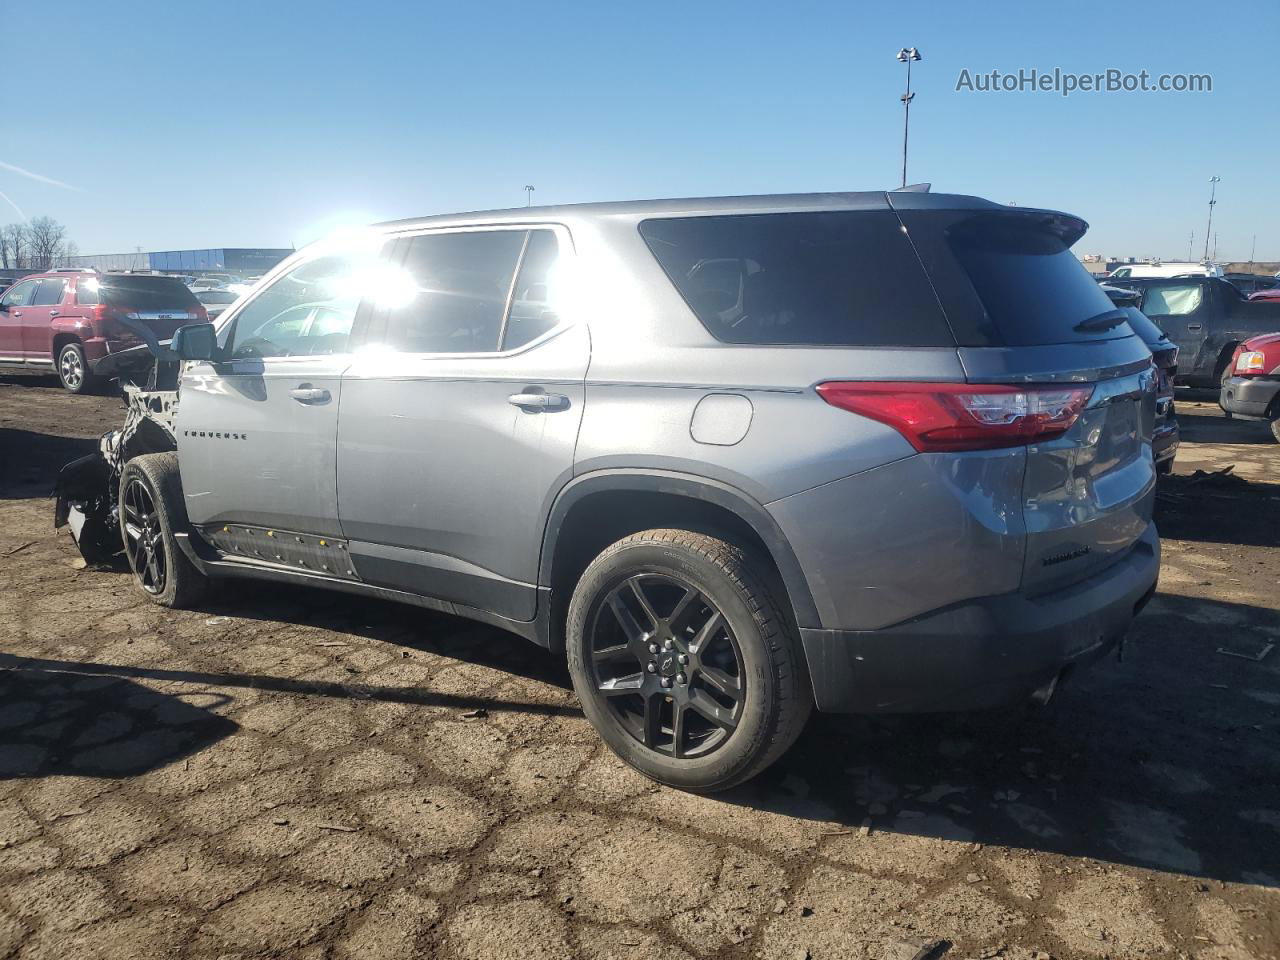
[566,529,812,792]
[119,453,208,608]
[57,341,97,394]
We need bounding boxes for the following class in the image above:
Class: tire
[566,529,812,793]
[118,453,208,608]
[1270,415,1280,444]
[57,341,97,394]
[1218,363,1233,418]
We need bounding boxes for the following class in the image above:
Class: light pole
[896,47,921,189]
[1202,176,1220,262]
[524,185,535,207]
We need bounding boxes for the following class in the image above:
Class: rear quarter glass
[899,210,1126,348]
[638,211,955,347]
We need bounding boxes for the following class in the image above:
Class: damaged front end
[53,322,183,564]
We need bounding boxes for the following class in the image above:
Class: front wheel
[566,529,812,793]
[118,453,208,608]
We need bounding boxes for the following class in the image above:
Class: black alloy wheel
[122,476,167,594]
[587,573,746,760]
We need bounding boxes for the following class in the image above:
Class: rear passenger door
[337,226,588,622]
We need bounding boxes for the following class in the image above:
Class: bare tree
[0,223,29,270]
[26,216,68,271]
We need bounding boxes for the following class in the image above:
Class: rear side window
[639,212,953,346]
[74,279,99,305]
[88,276,201,312]
[32,278,67,306]
[1141,283,1203,316]
[382,230,526,354]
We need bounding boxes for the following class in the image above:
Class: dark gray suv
[57,191,1160,792]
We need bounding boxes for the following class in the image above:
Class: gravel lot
[1,372,1277,960]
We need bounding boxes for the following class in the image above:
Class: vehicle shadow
[727,591,1280,888]
[1155,472,1280,548]
[0,428,98,499]
[0,654,238,780]
[1176,406,1273,445]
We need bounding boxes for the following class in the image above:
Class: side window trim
[496,231,533,351]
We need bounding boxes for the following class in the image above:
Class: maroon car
[0,271,207,393]
[1220,331,1280,442]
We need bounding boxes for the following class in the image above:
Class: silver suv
[57,192,1160,792]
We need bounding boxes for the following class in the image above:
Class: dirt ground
[0,372,1277,960]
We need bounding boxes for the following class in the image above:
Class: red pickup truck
[0,270,207,393]
[1220,331,1280,442]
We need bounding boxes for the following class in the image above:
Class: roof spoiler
[892,183,932,193]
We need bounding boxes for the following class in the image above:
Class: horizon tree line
[0,217,78,272]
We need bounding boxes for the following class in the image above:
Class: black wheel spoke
[641,692,662,748]
[598,672,644,696]
[667,587,700,632]
[592,643,631,663]
[699,664,741,698]
[687,689,738,731]
[607,591,648,646]
[671,703,687,759]
[626,578,661,629]
[689,611,724,655]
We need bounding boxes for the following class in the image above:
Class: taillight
[1236,351,1266,374]
[816,381,1094,452]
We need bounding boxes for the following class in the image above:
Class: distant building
[66,247,293,276]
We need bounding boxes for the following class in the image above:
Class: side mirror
[170,322,218,362]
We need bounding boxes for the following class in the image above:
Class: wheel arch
[538,470,820,652]
[52,331,82,359]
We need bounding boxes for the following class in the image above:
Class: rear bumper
[799,523,1160,713]
[1220,376,1280,419]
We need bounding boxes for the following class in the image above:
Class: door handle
[1186,323,1202,331]
[508,391,569,411]
[10,310,20,317]
[290,385,331,404]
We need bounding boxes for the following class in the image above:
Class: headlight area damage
[53,324,182,564]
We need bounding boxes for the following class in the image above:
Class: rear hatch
[895,201,1157,593]
[82,275,204,344]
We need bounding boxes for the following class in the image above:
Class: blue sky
[5,0,1277,260]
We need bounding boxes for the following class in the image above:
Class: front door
[1139,280,1213,379]
[0,279,38,361]
[177,248,384,538]
[23,277,67,362]
[336,226,587,622]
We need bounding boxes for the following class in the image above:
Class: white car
[1107,261,1223,279]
